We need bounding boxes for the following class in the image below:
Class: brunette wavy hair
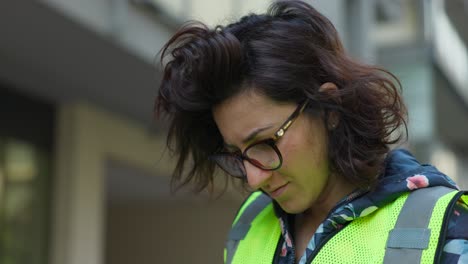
[156,0,407,192]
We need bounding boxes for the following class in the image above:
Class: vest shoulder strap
[225,192,272,264]
[383,186,455,264]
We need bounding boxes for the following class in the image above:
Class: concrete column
[306,0,377,62]
[51,103,105,264]
[307,0,347,47]
[344,0,377,63]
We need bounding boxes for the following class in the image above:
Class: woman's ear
[318,82,340,104]
[319,82,341,130]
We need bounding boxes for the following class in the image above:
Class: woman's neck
[293,172,357,260]
[303,171,357,219]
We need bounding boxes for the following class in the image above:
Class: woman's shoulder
[232,191,271,224]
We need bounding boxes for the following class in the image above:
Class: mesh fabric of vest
[230,202,281,264]
[233,191,263,225]
[224,191,266,263]
[226,190,458,263]
[312,190,457,263]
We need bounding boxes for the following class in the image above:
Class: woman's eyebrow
[241,125,274,145]
[223,125,274,150]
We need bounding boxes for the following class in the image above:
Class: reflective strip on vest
[383,186,453,263]
[225,187,459,264]
[225,193,271,264]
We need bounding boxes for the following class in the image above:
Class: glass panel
[0,139,4,241]
[0,138,51,264]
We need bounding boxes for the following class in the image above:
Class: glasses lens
[210,154,246,178]
[245,142,281,170]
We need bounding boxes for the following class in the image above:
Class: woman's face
[212,91,332,214]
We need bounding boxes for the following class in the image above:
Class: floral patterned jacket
[274,149,468,264]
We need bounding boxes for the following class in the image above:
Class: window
[0,86,54,264]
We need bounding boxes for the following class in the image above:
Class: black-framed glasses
[209,100,309,179]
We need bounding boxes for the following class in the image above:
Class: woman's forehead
[212,92,295,146]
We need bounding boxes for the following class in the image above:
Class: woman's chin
[277,199,308,214]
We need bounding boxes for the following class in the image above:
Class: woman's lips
[270,183,289,199]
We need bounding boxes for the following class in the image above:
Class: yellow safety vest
[225,187,463,264]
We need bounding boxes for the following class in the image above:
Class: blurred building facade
[0,1,467,264]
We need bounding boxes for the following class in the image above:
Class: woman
[156,1,468,263]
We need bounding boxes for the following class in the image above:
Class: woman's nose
[244,160,272,190]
